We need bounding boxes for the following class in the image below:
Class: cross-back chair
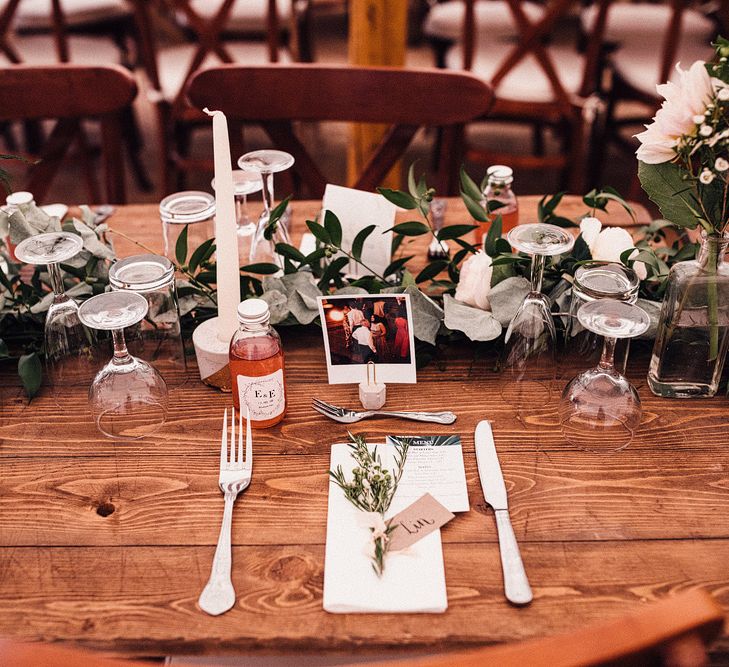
[134,0,311,195]
[0,63,137,203]
[186,63,494,197]
[579,0,718,190]
[433,0,611,192]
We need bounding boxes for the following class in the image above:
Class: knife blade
[475,420,533,606]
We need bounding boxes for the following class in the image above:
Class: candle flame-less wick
[202,107,219,117]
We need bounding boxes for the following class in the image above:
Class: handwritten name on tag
[388,493,455,552]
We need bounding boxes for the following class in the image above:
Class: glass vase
[648,231,729,398]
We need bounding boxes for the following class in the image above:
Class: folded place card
[323,443,448,614]
[321,184,395,278]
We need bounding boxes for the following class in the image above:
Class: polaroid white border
[317,294,417,385]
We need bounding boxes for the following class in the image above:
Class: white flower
[579,218,647,280]
[454,251,493,310]
[693,114,705,124]
[719,87,729,101]
[700,125,713,137]
[636,60,714,164]
[700,169,716,184]
[715,158,729,172]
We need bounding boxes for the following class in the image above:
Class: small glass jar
[109,253,187,387]
[229,298,286,428]
[479,165,519,246]
[566,262,639,374]
[159,190,215,260]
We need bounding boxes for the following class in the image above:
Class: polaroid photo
[317,293,417,384]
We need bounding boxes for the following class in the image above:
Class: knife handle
[494,509,533,606]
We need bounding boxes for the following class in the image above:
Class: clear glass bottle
[479,165,519,246]
[648,231,729,398]
[229,298,286,428]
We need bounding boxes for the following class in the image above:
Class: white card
[321,184,395,278]
[386,435,470,513]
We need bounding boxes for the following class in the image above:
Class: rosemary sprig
[329,432,409,576]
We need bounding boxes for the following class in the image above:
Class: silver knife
[475,420,533,605]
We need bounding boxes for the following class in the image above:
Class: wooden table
[2,197,728,660]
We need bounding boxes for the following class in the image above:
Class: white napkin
[322,443,448,614]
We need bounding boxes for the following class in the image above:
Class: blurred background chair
[0,63,137,203]
[420,0,613,193]
[186,63,493,197]
[135,0,315,195]
[579,0,721,192]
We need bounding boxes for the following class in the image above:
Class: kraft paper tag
[387,493,455,552]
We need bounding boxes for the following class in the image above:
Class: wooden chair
[133,0,312,195]
[0,63,137,203]
[357,589,726,667]
[0,589,724,666]
[186,63,493,197]
[428,0,612,192]
[579,0,718,191]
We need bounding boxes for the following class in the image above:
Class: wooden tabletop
[2,196,728,660]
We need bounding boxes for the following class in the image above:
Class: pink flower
[636,61,714,164]
[454,252,493,310]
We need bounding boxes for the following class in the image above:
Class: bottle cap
[6,191,34,206]
[237,298,270,324]
[486,165,513,185]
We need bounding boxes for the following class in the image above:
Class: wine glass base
[559,412,634,452]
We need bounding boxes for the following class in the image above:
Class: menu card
[323,442,447,614]
[386,435,470,513]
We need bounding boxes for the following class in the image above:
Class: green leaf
[320,256,349,284]
[459,166,482,201]
[188,238,215,273]
[264,196,291,241]
[351,224,377,261]
[493,237,512,255]
[0,264,12,292]
[437,224,478,241]
[484,214,503,256]
[303,247,327,265]
[241,262,281,275]
[571,235,592,262]
[407,162,419,198]
[384,255,415,277]
[377,187,417,210]
[415,260,449,284]
[306,219,332,245]
[18,352,41,398]
[0,338,9,358]
[460,190,489,223]
[323,210,343,247]
[175,224,189,266]
[638,161,702,229]
[391,233,405,256]
[275,242,306,263]
[388,221,430,236]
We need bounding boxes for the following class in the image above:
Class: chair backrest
[186,63,493,196]
[347,589,726,667]
[0,63,137,203]
[458,0,611,113]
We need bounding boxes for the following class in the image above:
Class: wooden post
[347,0,408,190]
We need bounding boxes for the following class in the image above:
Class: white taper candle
[204,107,240,342]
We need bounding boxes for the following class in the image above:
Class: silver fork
[198,407,252,616]
[312,398,456,424]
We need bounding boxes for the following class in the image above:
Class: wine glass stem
[48,261,65,297]
[598,336,617,371]
[261,171,274,216]
[112,328,132,366]
[530,254,545,293]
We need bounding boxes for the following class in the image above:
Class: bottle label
[237,369,285,421]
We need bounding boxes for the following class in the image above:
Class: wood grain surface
[1,200,728,660]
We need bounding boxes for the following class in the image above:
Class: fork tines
[312,398,339,415]
[220,407,252,471]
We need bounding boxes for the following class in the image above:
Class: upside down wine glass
[237,149,294,268]
[501,223,574,422]
[14,232,99,389]
[78,291,168,439]
[559,300,650,452]
[211,169,263,236]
